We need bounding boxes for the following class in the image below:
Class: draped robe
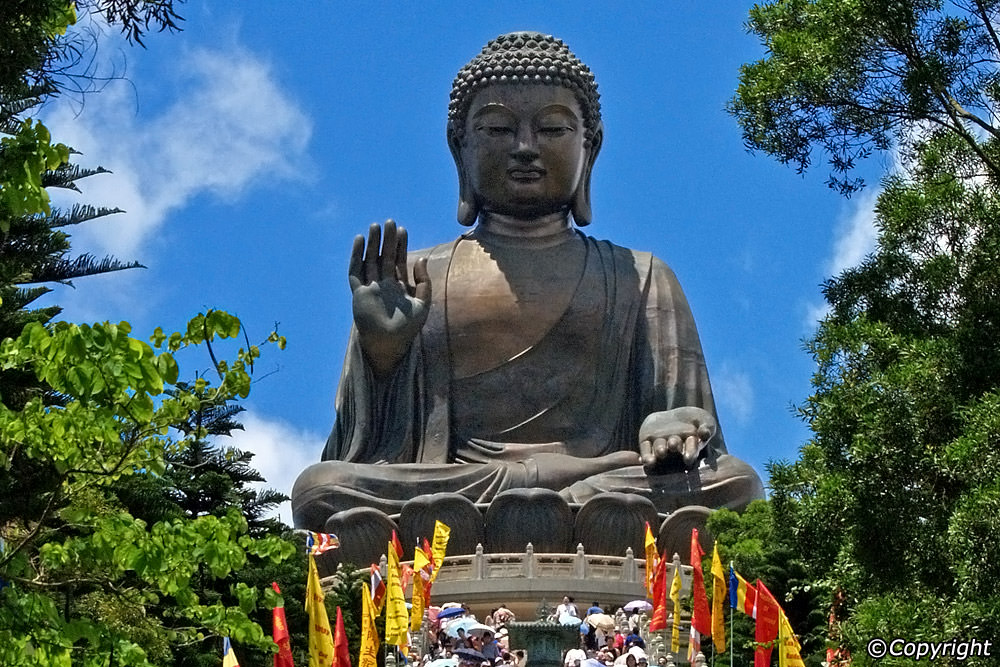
[291,227,762,529]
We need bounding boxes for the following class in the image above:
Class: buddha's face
[460,83,588,220]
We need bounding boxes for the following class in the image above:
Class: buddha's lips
[508,167,545,180]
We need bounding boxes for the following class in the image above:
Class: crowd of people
[406,595,662,667]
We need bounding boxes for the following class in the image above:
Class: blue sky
[38,2,886,523]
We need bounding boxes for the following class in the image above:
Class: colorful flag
[333,606,352,667]
[754,580,780,667]
[222,637,241,667]
[411,543,431,632]
[710,543,727,654]
[399,562,414,593]
[271,582,295,667]
[384,540,410,649]
[779,610,805,667]
[644,521,658,598]
[306,531,341,555]
[369,564,386,615]
[306,554,336,667]
[648,550,668,632]
[430,520,450,582]
[359,583,380,667]
[688,529,711,661]
[729,565,757,617]
[669,560,683,653]
[390,530,404,558]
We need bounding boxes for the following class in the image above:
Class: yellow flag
[669,561,683,653]
[644,522,657,597]
[359,583,380,667]
[779,610,805,667]
[710,542,727,653]
[411,575,425,632]
[384,542,410,648]
[430,521,450,583]
[306,554,336,667]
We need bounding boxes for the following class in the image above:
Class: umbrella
[582,660,605,667]
[623,600,652,613]
[464,623,497,638]
[445,617,479,637]
[437,606,468,620]
[453,648,488,664]
[558,613,582,626]
[429,660,458,667]
[585,613,616,632]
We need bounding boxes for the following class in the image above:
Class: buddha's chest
[443,236,600,379]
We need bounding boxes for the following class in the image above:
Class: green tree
[733,2,1000,665]
[111,386,315,667]
[0,311,295,665]
[730,0,1000,194]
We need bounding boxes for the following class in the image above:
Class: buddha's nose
[511,128,539,161]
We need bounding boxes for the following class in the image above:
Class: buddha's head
[448,32,604,227]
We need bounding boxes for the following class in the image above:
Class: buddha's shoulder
[580,234,677,280]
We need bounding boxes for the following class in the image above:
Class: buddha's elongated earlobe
[448,126,478,226]
[571,123,603,226]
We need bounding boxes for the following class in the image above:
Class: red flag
[690,529,712,635]
[688,529,712,660]
[271,582,295,667]
[370,564,386,614]
[754,580,780,667]
[391,530,404,558]
[333,606,352,667]
[647,550,669,632]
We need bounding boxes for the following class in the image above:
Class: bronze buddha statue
[292,32,763,565]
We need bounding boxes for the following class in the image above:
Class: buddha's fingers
[413,257,431,303]
[381,219,398,276]
[639,438,655,467]
[363,222,382,283]
[348,234,365,291]
[654,437,671,462]
[395,226,410,288]
[682,435,702,468]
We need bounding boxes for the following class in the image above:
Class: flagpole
[729,593,733,667]
[729,563,734,667]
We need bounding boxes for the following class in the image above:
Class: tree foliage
[735,3,1000,666]
[0,312,295,665]
[730,0,1000,194]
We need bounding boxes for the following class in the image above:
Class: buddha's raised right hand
[349,220,431,377]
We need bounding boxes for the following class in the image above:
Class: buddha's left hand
[638,406,716,472]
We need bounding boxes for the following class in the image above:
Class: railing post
[475,543,486,580]
[524,542,536,578]
[573,543,586,579]
[623,546,636,583]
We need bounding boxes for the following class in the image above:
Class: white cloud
[803,187,882,329]
[714,364,754,426]
[227,411,324,525]
[43,45,311,259]
[827,187,880,276]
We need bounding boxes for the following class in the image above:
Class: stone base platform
[311,489,714,578]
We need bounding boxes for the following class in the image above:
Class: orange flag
[271,582,295,667]
[391,530,404,558]
[333,606,352,667]
[648,550,668,632]
[688,529,711,661]
[754,580,780,667]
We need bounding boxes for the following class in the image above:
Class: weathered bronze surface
[292,32,763,564]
